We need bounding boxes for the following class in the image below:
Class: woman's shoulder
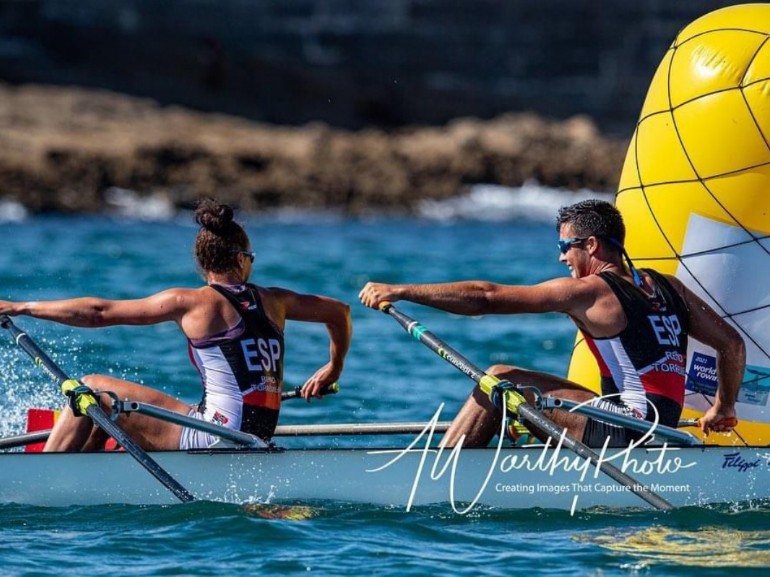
[254,285,298,300]
[146,286,208,302]
[160,285,236,311]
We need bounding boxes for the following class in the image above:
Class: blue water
[0,213,768,575]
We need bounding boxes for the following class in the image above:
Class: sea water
[0,187,767,576]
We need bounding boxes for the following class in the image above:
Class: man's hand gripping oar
[378,303,674,512]
[0,314,195,503]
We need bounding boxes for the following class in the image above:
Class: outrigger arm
[537,397,701,446]
[109,399,270,450]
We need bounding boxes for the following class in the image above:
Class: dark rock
[0,83,628,215]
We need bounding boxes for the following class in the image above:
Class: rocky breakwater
[0,84,628,215]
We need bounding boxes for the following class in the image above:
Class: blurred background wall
[0,0,744,135]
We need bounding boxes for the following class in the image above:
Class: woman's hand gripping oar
[281,382,340,400]
[377,303,674,512]
[0,315,195,503]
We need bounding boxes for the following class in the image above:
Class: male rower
[359,199,745,447]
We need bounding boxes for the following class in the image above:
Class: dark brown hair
[556,199,626,250]
[557,198,645,287]
[193,198,249,273]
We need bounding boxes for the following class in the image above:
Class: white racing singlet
[581,270,689,446]
[181,283,285,449]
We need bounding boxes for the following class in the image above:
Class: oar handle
[281,382,340,400]
[679,417,739,430]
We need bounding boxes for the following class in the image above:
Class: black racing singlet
[581,269,690,429]
[187,283,285,441]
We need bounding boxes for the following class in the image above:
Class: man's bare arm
[675,278,746,433]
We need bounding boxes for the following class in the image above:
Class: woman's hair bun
[195,198,234,234]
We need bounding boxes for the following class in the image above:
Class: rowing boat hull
[2,443,769,510]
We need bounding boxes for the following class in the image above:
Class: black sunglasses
[236,250,255,263]
[557,237,588,254]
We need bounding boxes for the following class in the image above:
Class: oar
[0,315,195,503]
[1,421,454,448]
[274,421,452,436]
[378,303,674,511]
[0,430,50,450]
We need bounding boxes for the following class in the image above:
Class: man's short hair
[556,199,626,246]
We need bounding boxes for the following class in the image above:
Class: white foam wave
[0,200,29,222]
[418,182,613,222]
[104,187,175,220]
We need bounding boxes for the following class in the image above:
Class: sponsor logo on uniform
[212,411,229,425]
[650,350,686,375]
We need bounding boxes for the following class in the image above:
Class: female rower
[0,198,352,451]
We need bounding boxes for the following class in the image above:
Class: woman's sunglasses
[237,251,255,263]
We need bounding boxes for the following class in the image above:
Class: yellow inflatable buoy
[567,4,770,445]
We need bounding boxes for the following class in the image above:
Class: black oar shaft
[380,304,673,512]
[1,316,69,383]
[0,430,50,450]
[384,306,487,382]
[0,315,195,503]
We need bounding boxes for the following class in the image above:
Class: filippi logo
[722,452,761,473]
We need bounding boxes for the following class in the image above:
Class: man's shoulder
[544,275,610,305]
[581,273,615,291]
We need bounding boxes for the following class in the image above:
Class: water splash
[0,331,96,438]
